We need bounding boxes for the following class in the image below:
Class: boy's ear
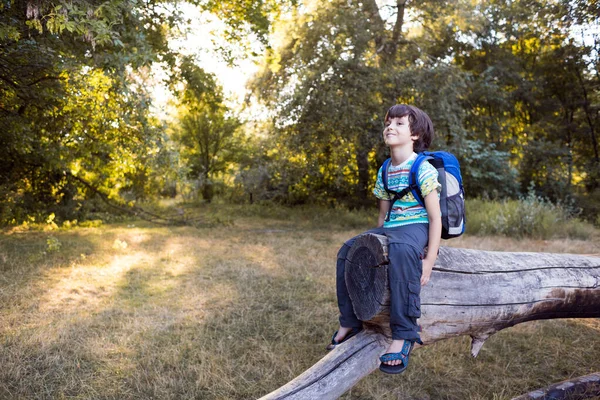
[411,133,418,142]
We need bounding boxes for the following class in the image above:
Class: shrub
[466,194,597,240]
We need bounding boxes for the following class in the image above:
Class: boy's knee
[337,243,351,260]
[388,243,423,282]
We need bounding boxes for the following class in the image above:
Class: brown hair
[384,104,434,153]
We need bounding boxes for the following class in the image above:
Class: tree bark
[258,234,600,400]
[354,146,372,207]
[575,66,599,164]
[391,0,406,45]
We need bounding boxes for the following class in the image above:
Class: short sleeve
[373,165,392,200]
[418,161,441,198]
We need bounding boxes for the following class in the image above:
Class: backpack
[381,151,465,239]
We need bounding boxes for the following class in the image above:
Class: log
[511,372,600,400]
[258,234,600,400]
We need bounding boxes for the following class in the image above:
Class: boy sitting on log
[327,104,442,374]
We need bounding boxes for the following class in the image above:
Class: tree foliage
[172,58,241,203]
[0,0,177,223]
[1,0,599,222]
[246,0,599,217]
[0,0,293,224]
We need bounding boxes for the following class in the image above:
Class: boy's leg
[386,223,429,343]
[336,227,385,330]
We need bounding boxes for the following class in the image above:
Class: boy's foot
[333,326,354,343]
[326,326,362,350]
[379,339,415,374]
[382,339,406,366]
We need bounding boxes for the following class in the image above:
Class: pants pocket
[407,281,421,318]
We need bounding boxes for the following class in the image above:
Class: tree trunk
[258,234,600,400]
[200,172,213,203]
[354,147,371,207]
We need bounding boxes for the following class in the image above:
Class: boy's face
[383,115,416,148]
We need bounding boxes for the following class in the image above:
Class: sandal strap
[330,330,340,345]
[379,340,415,363]
[401,340,414,356]
[379,352,407,363]
[330,327,362,346]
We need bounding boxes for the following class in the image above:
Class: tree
[173,58,240,203]
[246,0,599,214]
[0,0,296,223]
[448,0,600,203]
[249,0,515,206]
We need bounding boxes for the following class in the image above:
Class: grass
[0,203,599,399]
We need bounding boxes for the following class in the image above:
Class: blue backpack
[382,151,466,239]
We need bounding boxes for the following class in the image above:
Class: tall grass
[466,194,597,240]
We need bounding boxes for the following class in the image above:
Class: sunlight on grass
[39,252,146,312]
[574,318,600,333]
[241,244,283,272]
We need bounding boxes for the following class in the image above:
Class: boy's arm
[377,199,390,227]
[422,191,442,286]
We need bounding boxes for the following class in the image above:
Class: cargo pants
[336,223,428,342]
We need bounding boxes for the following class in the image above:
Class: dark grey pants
[336,224,428,342]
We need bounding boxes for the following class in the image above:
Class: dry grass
[0,204,599,399]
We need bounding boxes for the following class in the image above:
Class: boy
[327,104,442,374]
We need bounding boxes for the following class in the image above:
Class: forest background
[2,2,600,399]
[1,0,600,226]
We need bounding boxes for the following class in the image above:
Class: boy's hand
[421,257,435,286]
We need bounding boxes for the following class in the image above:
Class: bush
[574,188,600,226]
[466,194,597,240]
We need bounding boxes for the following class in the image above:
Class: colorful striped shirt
[373,152,441,228]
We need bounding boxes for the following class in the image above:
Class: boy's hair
[384,104,434,153]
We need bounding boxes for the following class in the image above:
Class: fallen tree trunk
[511,372,600,400]
[259,234,600,400]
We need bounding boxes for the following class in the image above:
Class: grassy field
[1,204,599,399]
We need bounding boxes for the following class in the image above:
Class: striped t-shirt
[373,152,441,228]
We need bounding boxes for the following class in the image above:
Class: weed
[46,236,62,252]
[79,219,103,228]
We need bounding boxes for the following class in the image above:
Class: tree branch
[65,171,190,226]
[27,74,66,86]
[391,0,406,45]
[512,372,600,400]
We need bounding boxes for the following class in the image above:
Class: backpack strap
[408,153,433,208]
[381,158,392,193]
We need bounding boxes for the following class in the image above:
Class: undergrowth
[6,196,597,242]
[466,194,597,240]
